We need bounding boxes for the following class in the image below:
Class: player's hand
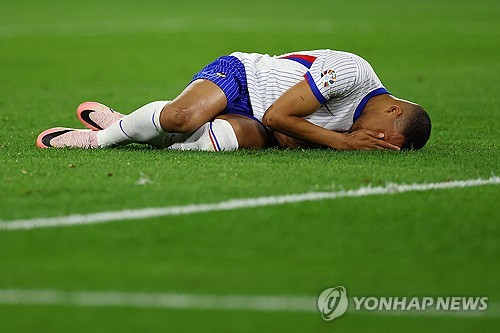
[341,130,400,150]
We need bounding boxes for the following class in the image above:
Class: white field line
[0,176,498,232]
[0,289,315,313]
[0,176,500,231]
[0,289,498,318]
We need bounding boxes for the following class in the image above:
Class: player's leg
[94,100,170,147]
[217,114,267,149]
[73,99,265,151]
[168,114,267,151]
[37,110,267,151]
[159,54,251,135]
[159,79,227,133]
[37,100,173,149]
[37,56,245,149]
[165,54,266,150]
[75,101,184,148]
[92,53,246,149]
[92,79,226,148]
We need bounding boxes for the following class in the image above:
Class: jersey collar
[353,88,391,123]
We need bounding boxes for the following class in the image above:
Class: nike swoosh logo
[80,110,103,130]
[41,129,73,147]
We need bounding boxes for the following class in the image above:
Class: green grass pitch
[0,0,499,332]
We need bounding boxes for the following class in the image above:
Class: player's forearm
[265,114,348,150]
[273,132,322,149]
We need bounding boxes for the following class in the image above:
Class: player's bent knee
[159,104,197,133]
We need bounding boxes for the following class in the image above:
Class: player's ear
[386,105,403,117]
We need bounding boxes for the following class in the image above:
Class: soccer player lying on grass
[37,49,431,151]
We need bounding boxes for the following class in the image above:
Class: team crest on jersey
[321,69,337,88]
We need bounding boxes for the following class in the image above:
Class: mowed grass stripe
[0,289,497,318]
[0,16,495,39]
[0,18,338,38]
[1,177,498,231]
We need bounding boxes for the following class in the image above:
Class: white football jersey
[230,50,388,131]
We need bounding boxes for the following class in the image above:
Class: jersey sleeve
[304,51,360,104]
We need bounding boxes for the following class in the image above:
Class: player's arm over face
[262,80,400,150]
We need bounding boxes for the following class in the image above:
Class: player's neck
[363,94,398,115]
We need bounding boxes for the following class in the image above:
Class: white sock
[96,101,171,147]
[168,119,239,151]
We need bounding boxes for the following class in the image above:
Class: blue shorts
[191,56,260,123]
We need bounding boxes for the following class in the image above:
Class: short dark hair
[401,104,431,150]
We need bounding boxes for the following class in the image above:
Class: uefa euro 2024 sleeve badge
[321,69,337,88]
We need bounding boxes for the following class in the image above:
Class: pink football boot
[76,101,124,130]
[36,127,98,149]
